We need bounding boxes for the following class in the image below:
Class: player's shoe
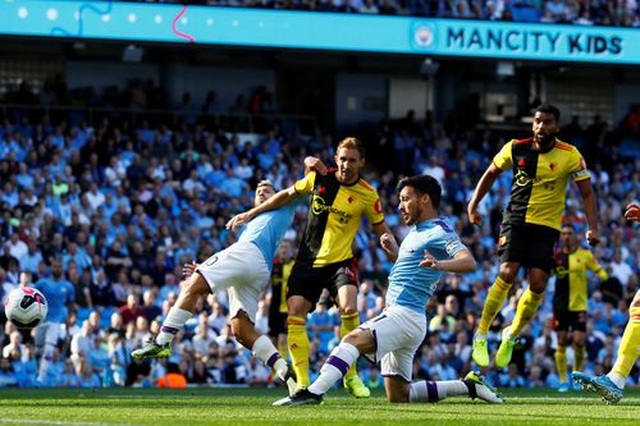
[344,374,371,398]
[471,337,490,367]
[495,327,517,368]
[281,366,298,397]
[462,371,505,404]
[272,389,324,406]
[557,383,570,393]
[571,372,623,405]
[131,339,171,360]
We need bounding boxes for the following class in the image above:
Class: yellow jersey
[493,138,591,231]
[553,247,608,311]
[294,170,385,267]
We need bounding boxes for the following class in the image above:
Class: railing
[0,104,318,136]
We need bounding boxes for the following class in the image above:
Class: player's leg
[496,226,556,368]
[571,312,588,375]
[407,372,504,404]
[285,263,324,390]
[228,282,296,395]
[555,327,570,392]
[36,322,59,385]
[472,264,519,367]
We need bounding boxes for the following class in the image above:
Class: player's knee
[338,305,358,316]
[182,274,208,297]
[631,291,640,308]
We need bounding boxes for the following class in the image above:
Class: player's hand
[225,212,252,231]
[419,250,440,269]
[625,203,640,222]
[586,229,600,247]
[467,206,482,226]
[304,156,328,175]
[182,261,197,279]
[380,232,398,258]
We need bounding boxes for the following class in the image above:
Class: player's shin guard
[156,307,192,345]
[610,306,640,384]
[477,277,512,335]
[509,288,544,337]
[252,335,288,379]
[287,315,310,388]
[555,346,568,383]
[308,342,359,395]
[340,312,360,379]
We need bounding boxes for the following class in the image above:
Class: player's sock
[574,345,586,372]
[409,380,467,402]
[156,307,192,345]
[340,312,360,379]
[555,346,568,383]
[37,344,56,384]
[277,338,289,360]
[252,335,288,379]
[308,342,359,395]
[608,306,640,389]
[287,315,310,388]
[509,288,544,337]
[477,277,512,334]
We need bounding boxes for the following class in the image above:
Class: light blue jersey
[386,217,467,314]
[34,278,76,323]
[237,203,296,273]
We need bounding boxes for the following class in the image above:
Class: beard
[537,133,557,151]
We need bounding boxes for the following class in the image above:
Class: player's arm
[575,178,599,246]
[225,185,300,231]
[467,162,503,226]
[375,224,398,262]
[624,203,640,222]
[587,252,609,281]
[420,248,477,273]
[304,156,327,176]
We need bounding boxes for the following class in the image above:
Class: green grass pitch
[0,387,638,425]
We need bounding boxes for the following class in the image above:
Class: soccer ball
[4,287,48,328]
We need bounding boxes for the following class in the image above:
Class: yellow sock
[611,306,640,379]
[287,316,310,388]
[574,345,586,372]
[278,338,289,360]
[509,288,544,337]
[477,277,512,335]
[340,312,360,379]
[555,346,568,383]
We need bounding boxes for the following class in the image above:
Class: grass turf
[0,386,638,425]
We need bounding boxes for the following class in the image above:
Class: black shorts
[268,311,287,338]
[287,258,358,308]
[553,310,587,332]
[498,223,560,273]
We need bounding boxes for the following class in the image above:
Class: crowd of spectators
[1,72,640,392]
[121,0,640,27]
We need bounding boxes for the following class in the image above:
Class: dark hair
[535,104,561,122]
[256,179,276,191]
[561,222,575,231]
[397,175,442,209]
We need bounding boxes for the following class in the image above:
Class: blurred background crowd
[0,70,639,392]
[125,0,640,27]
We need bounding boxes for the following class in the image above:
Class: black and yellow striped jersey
[271,258,294,314]
[494,138,590,231]
[553,247,608,312]
[294,170,385,267]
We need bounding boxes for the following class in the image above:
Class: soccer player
[33,258,76,386]
[227,137,396,398]
[268,239,295,357]
[272,175,503,406]
[553,223,608,392]
[131,179,312,393]
[468,104,599,369]
[572,202,640,404]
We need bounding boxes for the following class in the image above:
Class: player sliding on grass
[572,204,640,404]
[131,179,319,394]
[273,175,504,406]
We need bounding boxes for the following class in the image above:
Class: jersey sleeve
[492,141,514,171]
[569,149,591,182]
[293,171,316,195]
[365,192,386,226]
[586,251,609,281]
[432,222,468,259]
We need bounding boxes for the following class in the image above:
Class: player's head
[396,174,442,225]
[51,257,63,279]
[334,137,365,185]
[560,223,577,248]
[533,104,561,150]
[254,180,276,206]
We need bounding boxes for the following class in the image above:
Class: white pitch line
[0,420,133,426]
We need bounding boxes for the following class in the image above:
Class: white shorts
[359,305,426,382]
[196,241,269,323]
